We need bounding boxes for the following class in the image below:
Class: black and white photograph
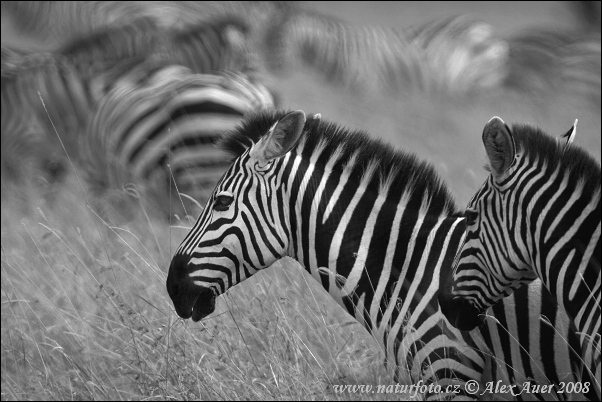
[2,1,600,400]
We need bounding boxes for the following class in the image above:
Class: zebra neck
[541,223,601,339]
[530,185,601,340]
[280,157,465,333]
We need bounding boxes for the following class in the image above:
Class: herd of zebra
[2,2,600,401]
[1,15,276,214]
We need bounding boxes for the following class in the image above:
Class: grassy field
[1,178,387,400]
[2,2,601,400]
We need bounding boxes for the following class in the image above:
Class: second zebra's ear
[482,116,516,181]
[251,110,306,162]
[559,119,577,147]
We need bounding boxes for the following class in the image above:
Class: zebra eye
[213,192,234,212]
[465,208,479,226]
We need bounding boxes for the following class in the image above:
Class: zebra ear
[252,110,306,162]
[482,116,516,180]
[559,119,577,147]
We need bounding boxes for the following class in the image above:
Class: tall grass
[1,173,399,400]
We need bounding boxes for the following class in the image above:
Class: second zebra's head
[440,116,578,331]
[166,110,316,321]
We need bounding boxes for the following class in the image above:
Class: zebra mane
[220,110,460,215]
[510,123,601,193]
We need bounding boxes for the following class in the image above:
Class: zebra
[264,12,507,95]
[503,29,601,105]
[1,47,90,137]
[84,66,275,216]
[2,11,262,177]
[0,1,289,44]
[55,12,262,83]
[1,74,50,182]
[164,16,260,79]
[166,109,593,400]
[1,47,91,176]
[1,1,158,41]
[57,16,162,82]
[406,15,509,94]
[55,14,264,112]
[0,46,176,175]
[438,116,601,398]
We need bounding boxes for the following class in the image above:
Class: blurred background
[1,2,600,400]
[2,1,600,205]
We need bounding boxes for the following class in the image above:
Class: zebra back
[163,16,264,81]
[58,16,162,81]
[265,10,423,93]
[84,66,275,214]
[265,12,507,95]
[2,1,158,40]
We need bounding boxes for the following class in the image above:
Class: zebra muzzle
[168,280,216,321]
[167,254,218,321]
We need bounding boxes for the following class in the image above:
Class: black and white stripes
[84,67,275,210]
[167,110,590,400]
[440,116,601,398]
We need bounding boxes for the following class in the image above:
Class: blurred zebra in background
[264,9,600,99]
[163,16,260,77]
[52,16,275,215]
[265,13,508,95]
[1,47,91,179]
[1,1,159,41]
[57,16,161,83]
[84,65,275,216]
[263,7,599,99]
[1,1,295,44]
[54,13,266,118]
[57,15,260,83]
[504,29,601,105]
[0,46,168,178]
[1,73,53,182]
[1,16,169,138]
[1,13,269,183]
[406,15,509,93]
[3,1,600,101]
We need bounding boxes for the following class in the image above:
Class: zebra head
[441,116,579,331]
[166,110,308,321]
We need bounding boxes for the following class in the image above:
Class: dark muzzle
[167,255,217,322]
